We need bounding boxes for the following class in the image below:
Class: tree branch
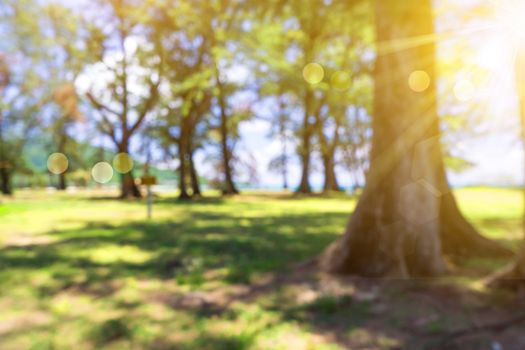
[86,92,121,117]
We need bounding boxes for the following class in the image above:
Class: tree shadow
[0,211,344,296]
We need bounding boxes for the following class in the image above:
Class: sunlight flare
[408,70,430,92]
[113,153,134,174]
[303,63,324,85]
[92,162,113,184]
[47,153,69,175]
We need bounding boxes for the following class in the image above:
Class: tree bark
[189,148,201,197]
[316,108,342,193]
[56,123,68,191]
[0,168,12,195]
[319,0,508,278]
[120,171,141,199]
[216,68,239,195]
[119,141,141,199]
[178,134,191,200]
[323,155,340,193]
[58,173,67,191]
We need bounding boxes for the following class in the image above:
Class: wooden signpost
[141,165,157,219]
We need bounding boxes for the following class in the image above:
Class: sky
[436,0,525,187]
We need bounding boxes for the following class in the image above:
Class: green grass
[0,187,522,349]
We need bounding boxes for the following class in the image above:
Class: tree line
[0,0,373,198]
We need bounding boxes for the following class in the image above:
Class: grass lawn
[0,187,523,350]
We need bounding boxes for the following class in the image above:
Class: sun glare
[454,79,475,102]
[496,0,525,50]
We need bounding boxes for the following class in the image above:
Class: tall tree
[206,1,245,195]
[84,0,163,198]
[319,0,510,277]
[43,4,87,191]
[315,97,343,193]
[267,94,293,190]
[0,0,44,195]
[293,0,330,194]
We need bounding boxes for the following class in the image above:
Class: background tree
[84,0,163,198]
[0,0,45,195]
[267,94,294,190]
[152,0,213,199]
[42,4,88,190]
[206,0,248,195]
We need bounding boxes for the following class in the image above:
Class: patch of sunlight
[113,286,142,307]
[455,187,522,219]
[136,302,175,322]
[203,233,229,241]
[78,244,153,264]
[50,293,94,317]
[256,322,342,350]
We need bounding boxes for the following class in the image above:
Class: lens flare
[497,0,525,49]
[303,63,324,85]
[408,70,431,92]
[47,153,69,175]
[92,162,113,184]
[113,153,134,174]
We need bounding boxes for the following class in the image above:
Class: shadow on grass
[0,211,344,294]
[0,209,352,348]
[1,203,518,349]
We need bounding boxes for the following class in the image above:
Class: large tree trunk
[0,168,12,195]
[319,0,508,278]
[297,90,313,194]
